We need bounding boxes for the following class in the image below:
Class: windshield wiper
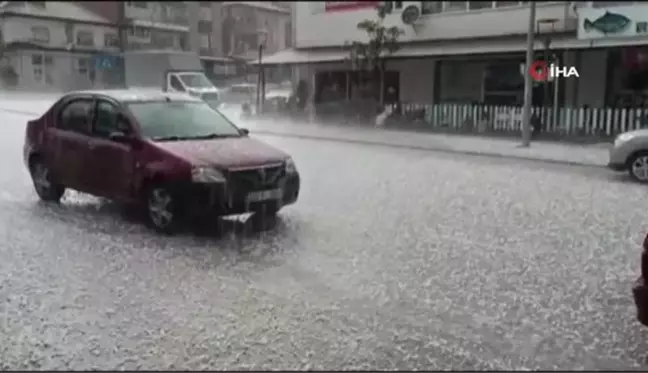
[190,133,239,140]
[152,135,183,141]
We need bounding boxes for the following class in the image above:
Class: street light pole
[521,2,536,147]
[255,30,267,115]
[256,43,263,113]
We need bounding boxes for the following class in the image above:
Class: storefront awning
[254,35,648,66]
[252,48,348,65]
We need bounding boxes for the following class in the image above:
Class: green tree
[345,5,404,106]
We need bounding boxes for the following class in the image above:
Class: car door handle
[87,142,96,150]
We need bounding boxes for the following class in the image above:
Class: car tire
[144,184,180,234]
[257,203,281,217]
[628,151,648,183]
[29,158,65,202]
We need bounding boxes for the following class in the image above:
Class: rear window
[127,101,241,140]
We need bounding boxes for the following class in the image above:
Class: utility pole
[521,2,536,147]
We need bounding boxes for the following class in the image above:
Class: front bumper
[633,277,648,326]
[178,173,300,216]
[607,162,627,171]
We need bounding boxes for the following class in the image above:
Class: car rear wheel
[29,158,65,202]
[629,151,648,183]
[145,185,180,234]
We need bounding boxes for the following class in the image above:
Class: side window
[94,100,121,138]
[59,99,93,133]
[169,75,185,91]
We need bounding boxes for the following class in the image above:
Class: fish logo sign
[583,11,631,35]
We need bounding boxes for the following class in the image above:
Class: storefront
[577,4,648,109]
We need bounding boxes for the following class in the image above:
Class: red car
[23,90,300,233]
[634,234,648,325]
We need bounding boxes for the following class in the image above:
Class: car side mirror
[109,131,131,143]
[239,128,250,136]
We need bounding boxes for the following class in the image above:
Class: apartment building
[187,1,291,83]
[264,1,648,110]
[0,1,119,90]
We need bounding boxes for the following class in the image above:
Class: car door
[48,97,95,193]
[87,99,137,200]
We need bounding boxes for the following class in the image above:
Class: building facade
[0,1,120,90]
[269,1,648,112]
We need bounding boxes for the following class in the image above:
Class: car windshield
[178,73,214,88]
[127,101,241,141]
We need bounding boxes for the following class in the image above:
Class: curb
[251,129,606,169]
[0,107,605,169]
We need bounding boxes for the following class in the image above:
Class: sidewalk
[0,93,610,168]
[241,119,610,167]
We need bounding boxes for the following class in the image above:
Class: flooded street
[2,104,648,370]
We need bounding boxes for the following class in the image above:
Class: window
[126,1,148,8]
[30,26,50,43]
[178,73,213,89]
[200,1,211,8]
[76,30,94,47]
[32,54,43,82]
[468,1,493,10]
[169,75,185,91]
[200,34,210,49]
[94,101,121,138]
[592,1,637,8]
[394,1,403,9]
[198,20,212,34]
[128,27,150,38]
[495,1,521,7]
[30,2,46,8]
[59,99,93,133]
[126,101,241,140]
[104,33,119,48]
[152,33,174,49]
[421,1,443,14]
[77,58,89,74]
[285,21,292,47]
[444,1,467,11]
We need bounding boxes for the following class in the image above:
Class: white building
[0,1,120,91]
[123,1,189,51]
[261,1,648,111]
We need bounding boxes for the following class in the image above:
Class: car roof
[65,89,203,104]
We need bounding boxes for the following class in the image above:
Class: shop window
[421,2,443,14]
[495,1,521,7]
[443,1,467,11]
[468,1,493,10]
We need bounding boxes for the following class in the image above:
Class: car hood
[154,136,289,169]
[620,128,648,139]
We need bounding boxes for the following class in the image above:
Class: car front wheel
[29,158,65,202]
[629,152,648,183]
[145,185,180,234]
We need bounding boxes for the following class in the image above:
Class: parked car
[220,83,257,106]
[633,233,648,326]
[23,89,300,233]
[608,129,648,183]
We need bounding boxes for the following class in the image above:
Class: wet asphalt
[2,109,648,370]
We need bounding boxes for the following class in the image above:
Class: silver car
[608,129,648,183]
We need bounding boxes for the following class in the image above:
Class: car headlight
[285,158,297,174]
[615,132,633,146]
[191,167,226,183]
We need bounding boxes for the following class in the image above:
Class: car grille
[227,165,284,190]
